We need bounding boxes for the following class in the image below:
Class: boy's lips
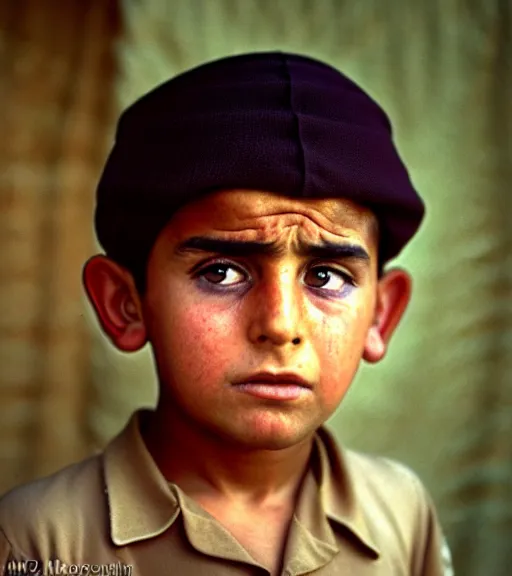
[233,371,313,388]
[233,371,313,401]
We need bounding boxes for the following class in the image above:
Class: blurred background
[0,0,511,573]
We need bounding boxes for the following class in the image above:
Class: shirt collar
[103,410,181,545]
[312,427,380,558]
[103,410,380,559]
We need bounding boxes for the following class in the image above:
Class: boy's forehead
[165,189,377,246]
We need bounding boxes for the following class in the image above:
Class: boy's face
[137,189,388,450]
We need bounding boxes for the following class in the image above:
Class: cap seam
[282,54,306,197]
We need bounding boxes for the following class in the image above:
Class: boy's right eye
[197,262,247,286]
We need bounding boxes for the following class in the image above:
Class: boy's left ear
[363,268,412,363]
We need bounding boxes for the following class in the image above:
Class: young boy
[0,52,453,576]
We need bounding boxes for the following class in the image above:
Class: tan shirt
[0,412,453,575]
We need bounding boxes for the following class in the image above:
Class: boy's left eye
[304,267,353,291]
[197,262,354,291]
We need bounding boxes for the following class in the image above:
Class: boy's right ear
[82,255,147,352]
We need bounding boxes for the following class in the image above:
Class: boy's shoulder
[0,452,106,560]
[344,440,432,509]
[316,426,445,566]
[0,451,103,516]
[319,425,433,506]
[346,446,435,531]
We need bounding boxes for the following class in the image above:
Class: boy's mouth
[233,371,313,401]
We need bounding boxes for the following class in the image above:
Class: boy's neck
[140,402,314,509]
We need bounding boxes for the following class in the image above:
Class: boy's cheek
[160,309,242,378]
[317,360,358,407]
[313,329,367,405]
[177,306,239,348]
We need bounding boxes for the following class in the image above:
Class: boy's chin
[214,420,320,452]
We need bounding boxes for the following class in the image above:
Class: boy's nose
[247,271,305,347]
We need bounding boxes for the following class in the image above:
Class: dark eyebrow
[174,236,370,262]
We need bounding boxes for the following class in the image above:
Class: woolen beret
[95,51,424,272]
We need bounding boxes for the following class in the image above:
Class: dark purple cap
[95,51,424,272]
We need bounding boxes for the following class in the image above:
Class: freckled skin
[141,189,379,451]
